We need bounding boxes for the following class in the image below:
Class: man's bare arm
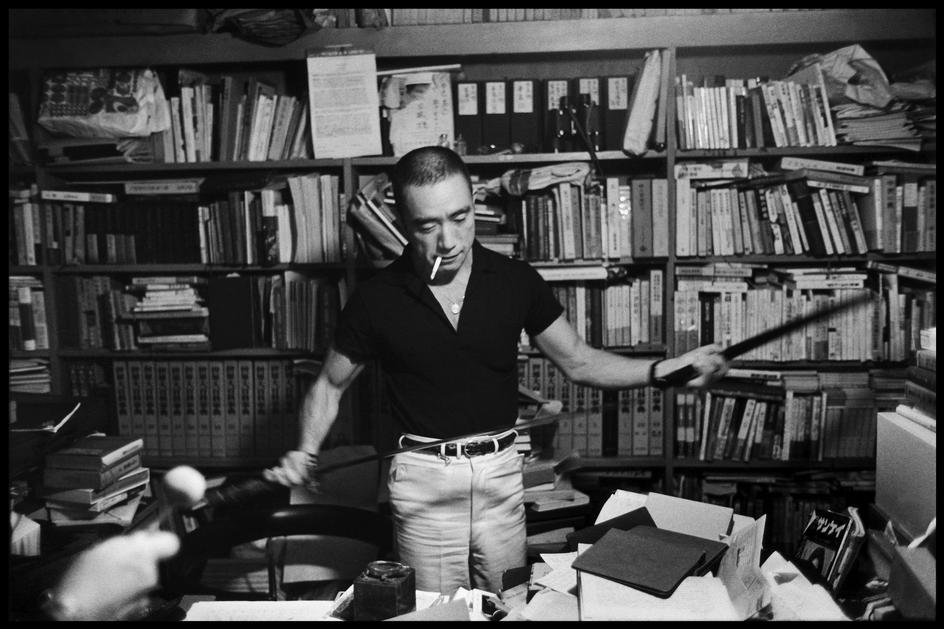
[533,314,727,390]
[264,347,364,486]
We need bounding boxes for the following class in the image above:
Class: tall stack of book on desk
[41,434,151,526]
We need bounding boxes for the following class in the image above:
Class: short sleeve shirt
[333,240,563,438]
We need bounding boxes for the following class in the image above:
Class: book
[778,156,864,176]
[793,506,857,590]
[45,484,146,514]
[42,451,143,490]
[572,525,726,598]
[44,434,144,469]
[40,189,117,204]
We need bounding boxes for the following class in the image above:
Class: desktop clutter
[181,487,865,621]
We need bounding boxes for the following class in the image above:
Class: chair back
[163,503,394,600]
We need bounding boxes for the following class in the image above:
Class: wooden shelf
[50,262,348,274]
[672,458,875,470]
[58,348,319,359]
[10,10,932,69]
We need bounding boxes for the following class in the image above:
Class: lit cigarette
[430,256,442,281]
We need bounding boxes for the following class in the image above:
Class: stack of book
[42,435,150,526]
[9,358,51,394]
[129,276,209,349]
[832,101,920,152]
[895,326,936,432]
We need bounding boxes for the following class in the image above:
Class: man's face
[399,173,475,282]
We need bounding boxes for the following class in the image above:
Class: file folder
[602,75,634,150]
[544,78,573,152]
[454,80,483,155]
[482,79,511,151]
[509,78,544,153]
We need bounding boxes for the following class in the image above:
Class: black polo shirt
[333,240,564,439]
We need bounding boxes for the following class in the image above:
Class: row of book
[675,70,837,150]
[520,356,665,458]
[675,158,937,258]
[55,273,343,354]
[518,176,669,263]
[389,9,815,25]
[41,434,151,525]
[675,470,873,560]
[9,276,48,352]
[674,376,883,463]
[112,358,302,460]
[673,273,936,363]
[542,269,664,349]
[26,175,345,267]
[158,68,313,165]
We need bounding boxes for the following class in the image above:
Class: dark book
[208,275,262,350]
[793,506,855,589]
[45,434,144,469]
[572,526,725,598]
[43,451,142,490]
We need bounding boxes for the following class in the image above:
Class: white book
[778,156,864,176]
[40,189,116,203]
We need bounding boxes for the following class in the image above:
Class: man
[265,146,728,595]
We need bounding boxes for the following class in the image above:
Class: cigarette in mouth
[430,256,442,281]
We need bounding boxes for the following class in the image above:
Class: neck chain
[445,294,464,316]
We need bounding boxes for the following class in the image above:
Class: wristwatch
[648,359,669,389]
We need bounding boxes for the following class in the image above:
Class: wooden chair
[161,503,394,602]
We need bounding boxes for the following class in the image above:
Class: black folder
[454,80,484,155]
[543,78,573,152]
[509,78,544,153]
[481,79,511,151]
[571,526,728,599]
[602,75,635,151]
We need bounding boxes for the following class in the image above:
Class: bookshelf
[9,8,935,542]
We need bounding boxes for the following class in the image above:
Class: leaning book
[793,506,862,591]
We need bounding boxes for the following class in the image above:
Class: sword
[657,292,874,387]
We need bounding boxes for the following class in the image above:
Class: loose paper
[306,49,382,158]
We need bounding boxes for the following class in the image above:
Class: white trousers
[386,441,527,595]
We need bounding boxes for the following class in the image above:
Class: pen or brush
[430,255,442,281]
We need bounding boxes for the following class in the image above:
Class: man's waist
[398,429,518,458]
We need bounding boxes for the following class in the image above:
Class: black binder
[454,80,484,155]
[509,78,544,153]
[602,75,634,151]
[481,79,511,152]
[543,78,573,152]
